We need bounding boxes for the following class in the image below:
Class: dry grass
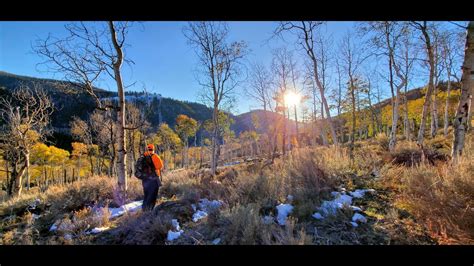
[0,175,143,244]
[390,136,474,244]
[390,141,449,167]
[375,133,390,151]
[2,133,473,245]
[201,203,312,245]
[97,211,172,245]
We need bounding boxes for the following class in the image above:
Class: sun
[284,91,301,107]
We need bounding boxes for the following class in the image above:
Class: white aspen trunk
[444,74,451,136]
[431,72,439,137]
[417,25,436,146]
[309,54,338,144]
[389,74,406,151]
[26,153,30,191]
[403,91,410,140]
[452,21,474,161]
[388,61,399,151]
[320,101,328,145]
[350,79,356,160]
[14,153,28,197]
[109,21,127,193]
[469,87,474,131]
[211,106,218,175]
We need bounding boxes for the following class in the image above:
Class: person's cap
[147,144,154,151]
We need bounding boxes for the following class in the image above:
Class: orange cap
[147,144,154,151]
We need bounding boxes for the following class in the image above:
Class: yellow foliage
[31,143,52,165]
[71,142,88,158]
[343,88,461,132]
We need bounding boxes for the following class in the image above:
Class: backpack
[135,154,155,180]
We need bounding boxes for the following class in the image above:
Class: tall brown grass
[0,175,143,244]
[395,137,474,244]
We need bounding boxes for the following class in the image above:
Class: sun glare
[284,91,301,107]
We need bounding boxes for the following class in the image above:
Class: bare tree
[271,47,300,154]
[274,21,338,144]
[314,31,333,145]
[245,61,274,156]
[363,72,379,138]
[452,21,474,161]
[125,103,146,176]
[360,21,407,151]
[338,31,369,159]
[334,58,344,117]
[246,61,273,113]
[429,26,446,138]
[399,29,417,141]
[34,21,133,195]
[303,70,327,145]
[70,116,95,175]
[410,21,437,146]
[183,22,247,175]
[0,85,53,197]
[90,107,116,177]
[440,30,462,137]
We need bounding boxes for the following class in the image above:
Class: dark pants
[142,177,160,211]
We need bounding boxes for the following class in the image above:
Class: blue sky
[0,21,459,115]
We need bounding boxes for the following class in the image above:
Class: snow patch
[167,230,183,241]
[167,219,184,241]
[49,223,58,232]
[352,213,367,223]
[312,212,323,220]
[349,189,375,198]
[276,203,294,225]
[313,188,375,221]
[50,200,143,233]
[350,222,359,227]
[212,238,221,245]
[223,161,241,166]
[171,219,180,231]
[192,210,208,222]
[90,227,110,234]
[198,199,223,212]
[318,194,353,216]
[109,200,143,219]
[191,198,223,223]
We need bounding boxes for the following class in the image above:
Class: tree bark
[403,44,411,141]
[468,87,474,132]
[211,106,218,175]
[12,163,26,197]
[89,155,94,176]
[431,69,439,137]
[25,152,30,191]
[444,73,452,136]
[387,28,407,151]
[305,37,338,144]
[417,22,436,146]
[403,83,410,140]
[294,105,299,144]
[109,21,127,193]
[350,79,356,160]
[320,101,328,145]
[452,21,474,161]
